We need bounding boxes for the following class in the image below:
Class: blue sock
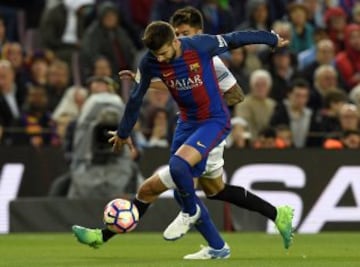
[169,155,197,215]
[194,197,225,249]
[173,190,225,249]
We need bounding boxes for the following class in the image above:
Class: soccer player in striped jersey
[73,15,292,259]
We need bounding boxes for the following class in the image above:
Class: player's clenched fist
[107,130,135,153]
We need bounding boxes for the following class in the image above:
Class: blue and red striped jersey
[117,30,278,138]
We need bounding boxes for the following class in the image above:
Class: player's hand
[118,70,136,81]
[108,130,135,153]
[271,30,290,48]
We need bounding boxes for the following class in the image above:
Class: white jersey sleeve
[213,56,237,93]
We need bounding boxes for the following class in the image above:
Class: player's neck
[175,40,183,59]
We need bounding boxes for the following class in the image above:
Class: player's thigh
[137,174,168,202]
[184,120,230,159]
[199,176,225,196]
[174,121,229,167]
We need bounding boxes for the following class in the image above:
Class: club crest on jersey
[165,74,203,90]
[189,62,200,72]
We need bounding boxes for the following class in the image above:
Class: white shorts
[158,140,226,189]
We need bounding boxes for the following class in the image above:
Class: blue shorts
[170,119,230,177]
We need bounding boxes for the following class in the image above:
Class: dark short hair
[342,130,360,138]
[142,21,175,51]
[289,78,310,92]
[170,6,204,29]
[323,90,348,108]
[259,127,276,138]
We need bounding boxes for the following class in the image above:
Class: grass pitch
[0,232,359,267]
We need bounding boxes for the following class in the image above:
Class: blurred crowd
[1,0,360,152]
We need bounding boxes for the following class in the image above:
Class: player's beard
[166,46,177,62]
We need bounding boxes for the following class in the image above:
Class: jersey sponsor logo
[216,35,228,48]
[196,141,207,148]
[165,74,204,91]
[190,62,200,72]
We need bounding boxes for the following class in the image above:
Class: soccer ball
[103,198,139,233]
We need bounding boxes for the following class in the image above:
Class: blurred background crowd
[1,0,360,154]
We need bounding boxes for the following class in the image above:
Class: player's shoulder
[179,34,215,50]
[138,51,157,71]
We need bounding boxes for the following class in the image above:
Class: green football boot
[275,206,294,249]
[72,225,104,249]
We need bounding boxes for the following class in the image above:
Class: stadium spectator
[226,117,251,149]
[80,2,136,80]
[323,130,360,149]
[1,42,28,89]
[91,56,120,91]
[46,60,71,112]
[335,24,360,91]
[297,27,329,71]
[236,0,270,31]
[236,0,270,54]
[146,107,170,148]
[288,3,314,54]
[275,124,293,148]
[252,127,282,149]
[338,103,360,132]
[270,79,319,148]
[308,65,340,111]
[0,60,26,139]
[267,47,298,102]
[52,86,88,136]
[13,86,59,147]
[40,0,94,65]
[324,7,347,52]
[234,69,275,139]
[93,56,112,78]
[228,47,250,94]
[260,20,293,66]
[301,39,336,86]
[317,90,348,133]
[28,53,49,87]
[302,0,326,28]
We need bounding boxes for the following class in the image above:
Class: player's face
[174,24,202,37]
[153,41,177,63]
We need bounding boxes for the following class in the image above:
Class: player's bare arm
[223,83,245,106]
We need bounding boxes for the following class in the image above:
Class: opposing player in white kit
[73,7,294,260]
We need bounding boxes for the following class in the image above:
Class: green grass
[0,232,359,267]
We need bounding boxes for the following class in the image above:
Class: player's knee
[169,155,189,179]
